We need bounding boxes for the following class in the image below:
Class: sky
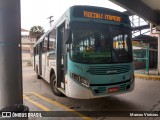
[21,0,126,31]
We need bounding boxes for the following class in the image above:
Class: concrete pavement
[23,66,160,120]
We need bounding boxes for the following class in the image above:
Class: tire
[50,74,63,96]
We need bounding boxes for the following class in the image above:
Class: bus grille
[120,84,126,91]
[86,65,130,75]
[97,87,106,93]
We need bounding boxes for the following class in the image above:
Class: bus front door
[57,25,66,90]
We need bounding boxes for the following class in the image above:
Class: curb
[135,74,160,80]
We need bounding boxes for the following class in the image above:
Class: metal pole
[0,0,23,109]
[146,45,149,75]
[158,34,160,75]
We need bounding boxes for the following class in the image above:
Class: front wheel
[50,74,63,96]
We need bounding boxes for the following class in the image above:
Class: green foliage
[29,26,45,41]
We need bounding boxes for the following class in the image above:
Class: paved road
[23,67,160,120]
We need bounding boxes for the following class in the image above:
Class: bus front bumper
[66,77,134,99]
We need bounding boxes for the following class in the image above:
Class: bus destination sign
[83,11,121,22]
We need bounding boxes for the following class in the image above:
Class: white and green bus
[33,5,134,99]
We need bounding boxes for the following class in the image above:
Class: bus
[33,5,134,99]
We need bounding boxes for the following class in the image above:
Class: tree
[29,26,44,41]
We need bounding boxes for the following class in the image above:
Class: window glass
[49,29,56,51]
[37,44,39,54]
[70,24,111,64]
[42,36,48,53]
[110,26,132,62]
[69,23,133,64]
[34,47,36,55]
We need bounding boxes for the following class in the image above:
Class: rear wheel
[50,74,63,96]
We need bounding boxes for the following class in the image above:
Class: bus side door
[57,24,67,89]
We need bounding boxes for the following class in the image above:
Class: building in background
[132,35,158,69]
[21,28,36,66]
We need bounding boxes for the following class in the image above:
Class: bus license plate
[108,87,119,93]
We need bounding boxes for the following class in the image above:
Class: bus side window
[34,47,36,55]
[37,44,39,54]
[42,36,48,53]
[49,29,56,51]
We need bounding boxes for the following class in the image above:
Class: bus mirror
[65,29,71,44]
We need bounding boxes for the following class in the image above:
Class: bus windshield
[69,23,132,64]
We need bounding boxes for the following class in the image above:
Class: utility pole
[157,34,160,75]
[47,16,54,27]
[0,0,25,110]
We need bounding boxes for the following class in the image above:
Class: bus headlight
[70,72,79,81]
[80,77,90,87]
[70,72,90,87]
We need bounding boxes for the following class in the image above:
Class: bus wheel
[50,74,63,96]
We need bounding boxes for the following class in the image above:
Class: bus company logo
[2,112,11,118]
[106,70,118,74]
